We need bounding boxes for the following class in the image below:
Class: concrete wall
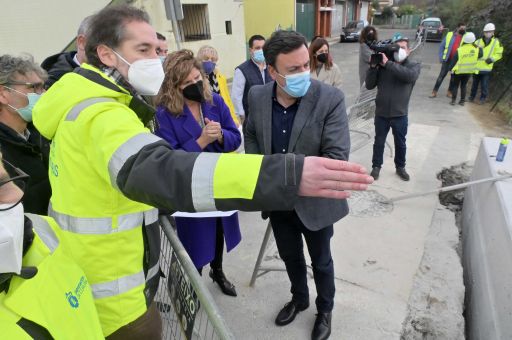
[462,137,512,340]
[243,0,295,40]
[1,0,109,63]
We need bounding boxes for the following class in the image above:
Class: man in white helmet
[469,23,504,104]
[450,32,483,106]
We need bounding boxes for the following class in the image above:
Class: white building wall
[1,0,109,63]
[2,0,245,79]
[138,0,246,79]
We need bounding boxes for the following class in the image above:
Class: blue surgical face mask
[276,71,311,98]
[252,49,265,63]
[159,56,166,64]
[5,87,41,122]
[202,61,216,75]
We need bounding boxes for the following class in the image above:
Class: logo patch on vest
[65,275,88,309]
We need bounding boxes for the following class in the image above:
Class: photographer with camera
[365,33,421,181]
[359,26,378,87]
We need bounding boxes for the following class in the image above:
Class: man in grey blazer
[245,30,350,340]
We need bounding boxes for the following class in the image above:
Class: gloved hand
[485,58,493,64]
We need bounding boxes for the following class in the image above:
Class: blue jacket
[155,93,242,268]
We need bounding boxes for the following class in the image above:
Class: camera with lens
[367,39,400,67]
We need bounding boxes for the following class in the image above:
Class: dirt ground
[468,102,512,137]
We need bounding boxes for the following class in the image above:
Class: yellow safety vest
[0,214,104,339]
[452,44,479,75]
[33,63,161,336]
[32,63,269,335]
[216,70,240,126]
[475,37,504,72]
[442,31,455,60]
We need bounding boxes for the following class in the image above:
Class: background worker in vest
[32,5,373,339]
[0,158,104,339]
[232,34,271,128]
[430,22,466,98]
[469,23,504,104]
[450,32,483,106]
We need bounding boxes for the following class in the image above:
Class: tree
[372,0,380,11]
[381,6,394,18]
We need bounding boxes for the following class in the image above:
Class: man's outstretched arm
[114,139,373,213]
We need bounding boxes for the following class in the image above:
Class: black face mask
[182,80,204,103]
[367,33,375,41]
[316,53,329,64]
[458,29,466,35]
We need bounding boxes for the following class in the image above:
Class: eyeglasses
[0,160,30,211]
[2,81,45,94]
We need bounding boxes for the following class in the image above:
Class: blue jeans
[270,210,335,313]
[470,72,491,101]
[372,115,408,169]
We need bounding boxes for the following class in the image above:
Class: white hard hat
[463,32,476,44]
[483,23,495,32]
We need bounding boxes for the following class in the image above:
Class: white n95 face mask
[0,203,24,275]
[113,50,165,96]
[393,48,408,63]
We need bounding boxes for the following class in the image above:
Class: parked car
[417,17,445,42]
[340,20,369,42]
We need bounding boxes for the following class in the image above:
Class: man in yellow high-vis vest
[450,32,483,106]
[469,23,504,104]
[32,5,373,339]
[430,22,466,98]
[0,159,104,340]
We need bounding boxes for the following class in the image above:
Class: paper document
[172,210,238,218]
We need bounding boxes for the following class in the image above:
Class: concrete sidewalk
[198,29,478,339]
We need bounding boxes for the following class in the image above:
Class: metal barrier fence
[155,215,235,340]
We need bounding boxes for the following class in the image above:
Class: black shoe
[275,300,309,326]
[370,167,381,180]
[396,167,410,181]
[311,312,332,340]
[450,101,456,106]
[459,100,465,106]
[468,97,474,103]
[209,268,237,297]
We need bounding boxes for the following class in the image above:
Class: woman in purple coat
[155,50,241,297]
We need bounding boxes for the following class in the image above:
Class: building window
[225,21,232,35]
[178,4,211,41]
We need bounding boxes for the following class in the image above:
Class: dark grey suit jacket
[244,79,350,231]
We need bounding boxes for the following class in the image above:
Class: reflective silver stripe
[146,263,160,283]
[108,133,162,189]
[191,153,220,211]
[91,270,144,299]
[49,204,154,235]
[487,39,497,59]
[65,98,116,121]
[26,213,59,253]
[144,208,159,225]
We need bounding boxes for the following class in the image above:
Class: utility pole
[164,0,183,50]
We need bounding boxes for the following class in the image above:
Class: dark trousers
[269,210,335,313]
[372,115,408,169]
[198,218,224,274]
[451,74,471,103]
[470,72,491,101]
[433,61,455,93]
[106,303,162,340]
